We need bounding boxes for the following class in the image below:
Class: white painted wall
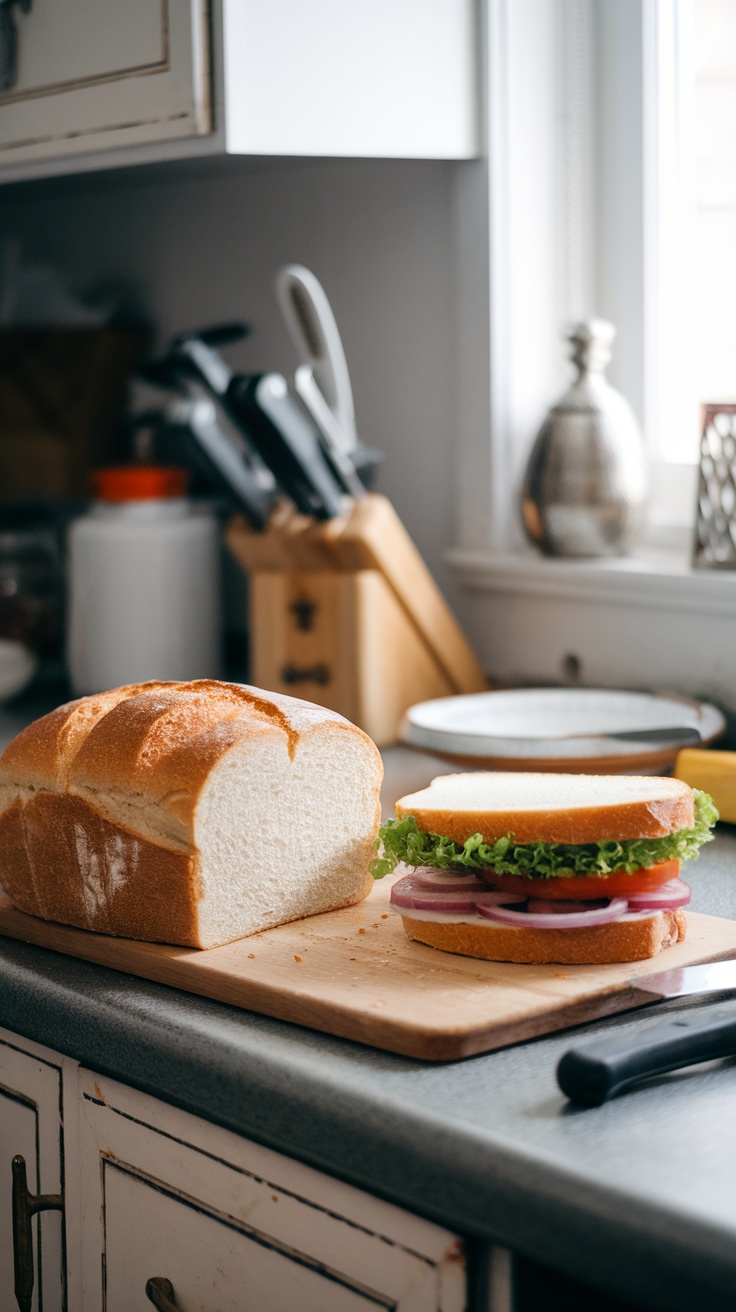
[0,157,468,598]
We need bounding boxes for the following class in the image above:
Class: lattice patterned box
[695,404,736,569]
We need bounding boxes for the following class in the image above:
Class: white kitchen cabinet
[77,1068,466,1311]
[0,0,478,182]
[0,1031,65,1312]
[0,0,210,166]
[0,1027,466,1312]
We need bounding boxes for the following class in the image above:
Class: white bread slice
[402,908,687,965]
[0,681,382,948]
[396,772,694,846]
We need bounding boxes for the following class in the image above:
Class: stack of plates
[401,688,725,775]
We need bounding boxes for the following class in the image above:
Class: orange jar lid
[92,466,190,502]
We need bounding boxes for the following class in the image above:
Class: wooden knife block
[250,569,454,745]
[227,494,488,746]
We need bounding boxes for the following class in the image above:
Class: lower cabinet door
[0,1029,65,1312]
[78,1070,466,1312]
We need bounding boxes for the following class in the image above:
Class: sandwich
[0,680,383,948]
[372,773,717,964]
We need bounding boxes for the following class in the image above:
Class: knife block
[249,569,454,745]
[227,494,488,746]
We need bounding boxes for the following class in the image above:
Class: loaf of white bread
[0,681,383,948]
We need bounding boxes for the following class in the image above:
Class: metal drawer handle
[146,1278,181,1310]
[0,0,31,93]
[11,1154,63,1312]
[281,662,331,686]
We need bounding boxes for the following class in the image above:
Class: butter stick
[675,749,736,824]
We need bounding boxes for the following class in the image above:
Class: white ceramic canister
[68,466,221,694]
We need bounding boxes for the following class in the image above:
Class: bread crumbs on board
[294,955,302,963]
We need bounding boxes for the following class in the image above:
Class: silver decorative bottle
[521,320,647,557]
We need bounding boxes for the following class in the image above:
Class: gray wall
[0,157,465,596]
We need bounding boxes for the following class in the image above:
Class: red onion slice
[409,867,491,892]
[477,898,629,930]
[390,875,525,913]
[625,878,691,911]
[392,873,690,925]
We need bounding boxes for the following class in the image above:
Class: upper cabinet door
[0,0,477,178]
[221,0,478,160]
[0,0,210,164]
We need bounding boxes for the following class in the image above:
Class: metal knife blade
[559,726,703,746]
[605,726,702,746]
[628,957,736,1001]
[557,957,736,1106]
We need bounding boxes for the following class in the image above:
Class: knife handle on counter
[557,1001,736,1106]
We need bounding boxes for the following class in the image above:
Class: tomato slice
[480,859,681,901]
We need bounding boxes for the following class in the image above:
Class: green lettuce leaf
[371,789,718,880]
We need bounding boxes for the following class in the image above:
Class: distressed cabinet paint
[0,0,477,180]
[78,1070,466,1311]
[0,0,210,165]
[0,1032,65,1312]
[0,1027,467,1311]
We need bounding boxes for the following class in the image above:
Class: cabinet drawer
[0,1028,64,1312]
[104,1163,399,1311]
[0,0,210,164]
[79,1070,466,1312]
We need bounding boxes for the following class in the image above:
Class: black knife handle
[227,374,345,519]
[557,1001,736,1106]
[176,322,249,349]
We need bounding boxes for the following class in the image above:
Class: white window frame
[447,0,736,702]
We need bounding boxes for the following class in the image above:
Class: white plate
[402,688,725,768]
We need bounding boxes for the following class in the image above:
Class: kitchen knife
[141,334,278,529]
[557,958,736,1106]
[275,264,358,453]
[154,331,347,519]
[293,363,366,498]
[565,727,704,746]
[155,323,250,398]
[166,396,276,529]
[275,265,385,493]
[227,373,348,520]
[171,332,234,400]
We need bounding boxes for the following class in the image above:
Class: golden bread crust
[0,680,380,839]
[0,686,136,792]
[0,793,201,944]
[401,908,687,964]
[396,774,694,845]
[0,680,383,947]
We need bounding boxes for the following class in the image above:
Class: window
[653,0,736,462]
[448,0,736,694]
[453,0,736,558]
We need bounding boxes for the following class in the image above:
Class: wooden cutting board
[2,883,736,1060]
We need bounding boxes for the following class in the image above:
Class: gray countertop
[1,736,736,1310]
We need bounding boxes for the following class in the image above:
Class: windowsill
[445,543,736,708]
[447,545,736,618]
